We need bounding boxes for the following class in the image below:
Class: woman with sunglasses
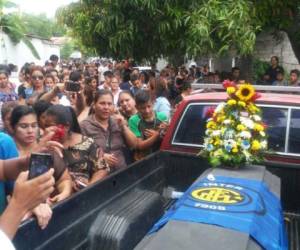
[10,105,72,229]
[24,66,48,105]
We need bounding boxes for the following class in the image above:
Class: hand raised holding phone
[28,153,53,180]
[65,81,81,92]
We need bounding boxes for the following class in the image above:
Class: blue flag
[150,175,288,250]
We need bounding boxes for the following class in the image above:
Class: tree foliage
[0,0,40,59]
[21,13,66,39]
[60,38,96,59]
[57,0,300,64]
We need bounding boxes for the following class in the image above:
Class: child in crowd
[289,69,300,86]
[273,71,288,86]
[129,90,168,160]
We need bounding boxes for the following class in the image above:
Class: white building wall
[0,31,60,71]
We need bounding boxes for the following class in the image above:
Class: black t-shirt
[120,81,131,91]
[18,84,26,99]
[265,66,284,84]
[174,95,183,106]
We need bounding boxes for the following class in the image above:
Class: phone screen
[29,153,53,179]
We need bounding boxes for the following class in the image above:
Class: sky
[12,0,77,18]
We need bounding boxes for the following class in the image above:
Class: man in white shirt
[98,70,113,90]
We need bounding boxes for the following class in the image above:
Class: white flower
[212,130,221,137]
[239,131,251,139]
[204,138,210,144]
[223,119,231,125]
[240,111,249,117]
[252,115,262,122]
[215,102,225,113]
[205,129,212,136]
[240,117,254,129]
[260,131,266,137]
[231,111,239,119]
[224,129,235,139]
[261,140,267,149]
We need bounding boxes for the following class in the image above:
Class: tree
[254,1,300,64]
[0,0,40,59]
[21,13,66,39]
[57,0,300,65]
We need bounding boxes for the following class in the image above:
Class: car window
[288,109,300,154]
[260,107,288,153]
[173,104,216,146]
[173,104,290,154]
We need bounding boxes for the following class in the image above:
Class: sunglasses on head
[32,75,44,80]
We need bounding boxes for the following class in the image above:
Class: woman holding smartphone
[10,105,72,229]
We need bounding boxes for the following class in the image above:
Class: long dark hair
[117,90,134,107]
[93,89,113,103]
[45,105,81,133]
[154,77,169,98]
[10,105,36,129]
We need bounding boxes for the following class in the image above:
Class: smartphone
[65,81,80,92]
[28,153,53,179]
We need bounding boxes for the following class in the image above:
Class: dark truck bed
[14,151,300,250]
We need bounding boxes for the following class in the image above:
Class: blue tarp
[150,175,288,250]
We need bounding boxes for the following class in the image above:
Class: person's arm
[0,142,63,181]
[31,131,64,158]
[115,115,160,150]
[0,169,55,239]
[49,169,73,204]
[31,203,53,230]
[89,169,109,184]
[40,84,63,103]
[0,156,30,181]
[122,124,160,150]
[73,92,86,117]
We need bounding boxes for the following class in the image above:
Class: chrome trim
[192,83,300,93]
[285,108,292,153]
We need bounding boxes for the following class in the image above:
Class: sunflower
[236,84,255,102]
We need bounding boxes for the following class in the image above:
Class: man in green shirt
[129,90,168,160]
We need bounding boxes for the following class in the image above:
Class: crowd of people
[0,53,299,246]
[0,55,199,240]
[192,56,300,86]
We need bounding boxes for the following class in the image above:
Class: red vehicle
[161,86,300,165]
[14,85,300,250]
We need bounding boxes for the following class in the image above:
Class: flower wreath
[200,80,268,168]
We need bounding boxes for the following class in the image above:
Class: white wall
[0,31,60,71]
